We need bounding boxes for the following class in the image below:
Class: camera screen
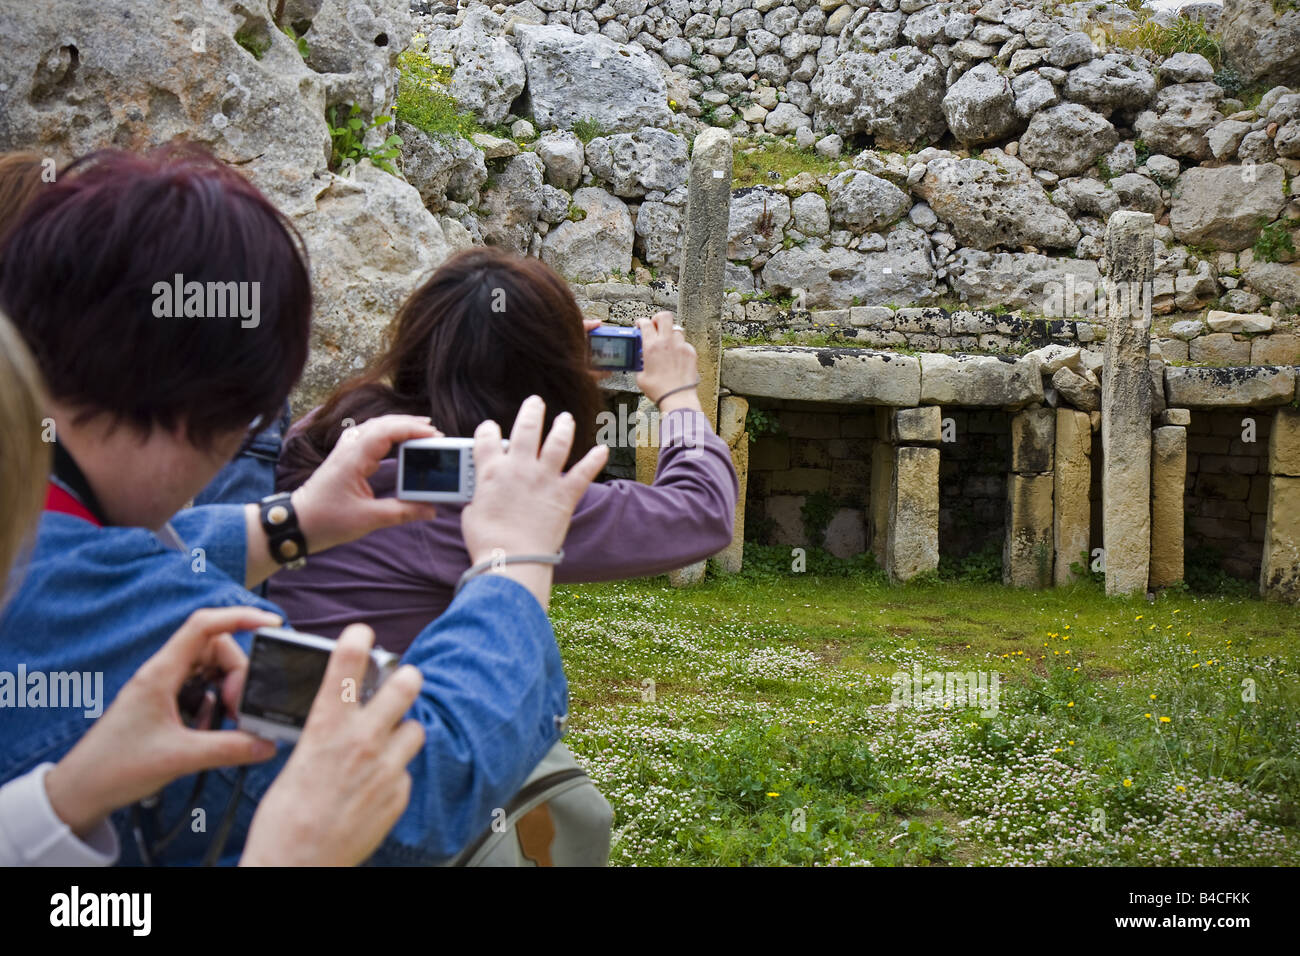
[403,447,462,492]
[242,634,330,726]
[591,335,633,368]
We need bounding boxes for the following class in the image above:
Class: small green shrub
[744,406,782,443]
[395,43,482,141]
[328,104,402,176]
[1255,220,1296,264]
[1109,17,1223,68]
[281,24,310,60]
[573,117,606,143]
[800,491,840,544]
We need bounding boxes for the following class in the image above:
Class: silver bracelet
[454,550,565,597]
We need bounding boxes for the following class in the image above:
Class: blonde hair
[0,311,50,592]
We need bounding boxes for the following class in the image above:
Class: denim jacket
[0,504,568,865]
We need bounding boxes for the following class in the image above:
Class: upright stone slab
[1004,474,1054,588]
[886,446,940,583]
[870,407,894,567]
[676,127,732,432]
[1101,210,1155,596]
[1011,406,1056,474]
[1054,409,1092,586]
[1261,407,1300,602]
[634,395,660,486]
[713,394,749,574]
[1150,425,1187,589]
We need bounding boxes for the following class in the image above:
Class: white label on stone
[713,169,724,178]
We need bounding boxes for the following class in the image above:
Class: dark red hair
[0,144,312,448]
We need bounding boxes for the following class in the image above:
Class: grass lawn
[550,547,1300,866]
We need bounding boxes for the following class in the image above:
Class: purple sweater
[268,408,739,655]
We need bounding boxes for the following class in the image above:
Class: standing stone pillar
[1005,406,1055,588]
[1054,408,1092,585]
[640,127,732,586]
[1261,406,1300,602]
[676,126,732,433]
[1150,421,1188,589]
[1101,210,1155,596]
[713,394,749,574]
[885,406,941,583]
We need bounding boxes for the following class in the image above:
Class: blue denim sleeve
[366,574,568,864]
[168,505,250,584]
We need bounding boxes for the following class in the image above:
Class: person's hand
[635,310,701,414]
[44,607,284,838]
[240,624,425,866]
[290,414,442,554]
[461,395,609,608]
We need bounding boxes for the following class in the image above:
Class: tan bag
[451,743,613,867]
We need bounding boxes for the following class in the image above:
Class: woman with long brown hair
[272,246,738,654]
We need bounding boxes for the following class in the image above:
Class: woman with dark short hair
[272,246,739,655]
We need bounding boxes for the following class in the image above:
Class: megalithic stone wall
[714,394,749,574]
[1262,407,1300,603]
[1101,211,1155,597]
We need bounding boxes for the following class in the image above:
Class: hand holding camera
[458,395,609,609]
[240,624,426,867]
[44,607,284,839]
[634,311,701,413]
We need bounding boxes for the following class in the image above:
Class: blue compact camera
[588,325,642,372]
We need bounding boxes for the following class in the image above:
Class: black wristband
[259,492,308,569]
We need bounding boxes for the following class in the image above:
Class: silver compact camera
[236,627,399,743]
[396,436,507,504]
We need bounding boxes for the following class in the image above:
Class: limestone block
[712,394,749,573]
[886,446,939,583]
[1004,473,1054,589]
[1269,406,1300,478]
[721,346,922,406]
[1054,409,1092,586]
[1165,366,1297,408]
[1261,476,1300,603]
[891,406,943,444]
[1150,425,1187,589]
[1011,406,1056,473]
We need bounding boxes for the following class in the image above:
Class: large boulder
[811,47,946,149]
[441,8,526,126]
[827,170,911,233]
[634,199,684,272]
[947,249,1103,316]
[539,186,633,281]
[727,187,792,261]
[584,127,688,197]
[535,130,584,190]
[1221,0,1300,88]
[942,62,1021,145]
[760,229,938,309]
[1169,163,1288,251]
[1019,103,1118,177]
[1132,82,1225,161]
[1063,53,1156,115]
[397,121,486,209]
[478,152,545,254]
[913,151,1081,251]
[1245,261,1300,310]
[515,24,671,132]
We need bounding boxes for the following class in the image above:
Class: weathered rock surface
[539,186,634,280]
[1169,163,1288,251]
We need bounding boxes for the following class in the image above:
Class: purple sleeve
[555,407,739,582]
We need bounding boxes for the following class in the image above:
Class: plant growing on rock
[395,41,481,141]
[328,104,402,176]
[1254,220,1297,265]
